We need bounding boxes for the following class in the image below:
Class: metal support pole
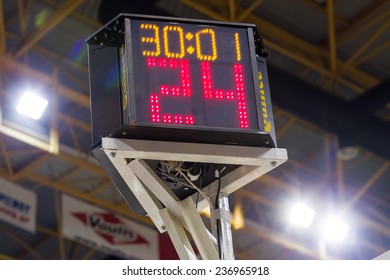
[212,193,235,260]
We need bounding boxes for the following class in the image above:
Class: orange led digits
[140,24,161,56]
[163,26,185,58]
[235,33,241,62]
[196,29,217,61]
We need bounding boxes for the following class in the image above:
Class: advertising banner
[62,194,159,259]
[0,177,37,233]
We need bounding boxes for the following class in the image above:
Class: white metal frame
[101,138,287,260]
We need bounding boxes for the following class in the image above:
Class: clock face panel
[129,19,260,131]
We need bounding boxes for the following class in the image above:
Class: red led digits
[215,90,224,99]
[150,94,160,123]
[180,60,192,97]
[226,91,234,100]
[163,114,172,123]
[201,62,213,98]
[234,64,248,128]
[147,57,157,67]
[158,58,167,67]
[148,57,249,128]
[185,116,194,125]
[200,62,249,128]
[171,86,180,96]
[160,85,169,95]
[169,59,178,68]
[148,58,194,124]
[174,115,183,124]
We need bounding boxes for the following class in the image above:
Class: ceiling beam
[299,0,348,26]
[228,0,236,20]
[81,248,97,260]
[17,0,28,37]
[0,55,89,108]
[0,224,45,259]
[244,220,322,259]
[13,154,51,180]
[58,114,91,133]
[7,27,88,73]
[240,8,379,89]
[238,239,269,258]
[343,162,389,213]
[179,0,379,90]
[0,0,6,54]
[336,1,389,47]
[353,40,390,67]
[57,153,105,176]
[264,39,363,92]
[39,0,101,29]
[17,236,51,259]
[0,252,16,260]
[338,19,390,76]
[55,190,66,259]
[0,123,56,154]
[13,0,84,58]
[23,172,153,226]
[326,0,337,75]
[268,64,390,158]
[240,189,278,209]
[0,136,13,176]
[236,0,263,22]
[86,180,111,196]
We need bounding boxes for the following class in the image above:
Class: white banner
[62,194,158,259]
[0,177,37,233]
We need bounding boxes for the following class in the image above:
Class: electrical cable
[215,170,222,208]
[215,171,222,259]
[157,160,229,259]
[195,172,203,209]
[156,160,214,209]
[176,168,214,210]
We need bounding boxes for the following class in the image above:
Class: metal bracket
[101,138,287,260]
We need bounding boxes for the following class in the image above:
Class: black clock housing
[87,14,276,148]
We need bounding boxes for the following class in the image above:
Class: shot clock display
[87,14,276,148]
[131,21,257,130]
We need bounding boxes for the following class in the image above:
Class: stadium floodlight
[16,91,48,120]
[322,217,350,243]
[288,203,316,228]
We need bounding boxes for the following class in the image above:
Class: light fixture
[16,91,48,120]
[288,203,316,228]
[322,217,350,243]
[337,146,359,161]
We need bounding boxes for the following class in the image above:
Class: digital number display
[130,20,259,130]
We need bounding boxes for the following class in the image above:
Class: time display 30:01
[130,20,258,130]
[139,23,242,62]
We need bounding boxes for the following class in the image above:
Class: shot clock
[87,14,276,148]
[133,21,256,130]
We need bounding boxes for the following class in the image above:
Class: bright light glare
[16,92,48,120]
[322,218,350,243]
[289,204,316,228]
